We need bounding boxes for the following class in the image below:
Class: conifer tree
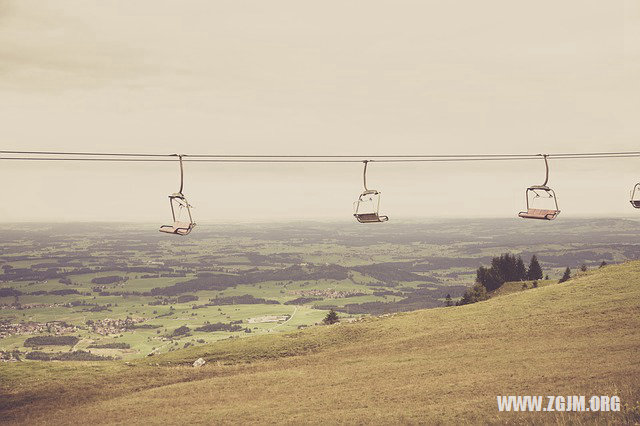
[527,255,543,280]
[559,267,571,283]
[515,256,527,281]
[323,310,340,325]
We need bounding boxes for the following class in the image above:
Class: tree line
[448,256,609,306]
[454,254,544,306]
[476,254,543,291]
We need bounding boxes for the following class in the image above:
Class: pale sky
[1,0,639,222]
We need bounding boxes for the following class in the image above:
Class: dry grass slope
[2,261,640,424]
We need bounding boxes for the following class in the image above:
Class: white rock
[193,357,206,367]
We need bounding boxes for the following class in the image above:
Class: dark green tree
[323,310,340,325]
[444,294,453,307]
[527,255,543,280]
[457,283,489,306]
[559,267,571,283]
[580,264,588,272]
[599,261,607,268]
[476,266,497,291]
[515,256,527,280]
[171,325,190,336]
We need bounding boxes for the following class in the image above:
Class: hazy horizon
[6,216,640,227]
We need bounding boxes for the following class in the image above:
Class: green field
[2,220,640,360]
[2,259,639,424]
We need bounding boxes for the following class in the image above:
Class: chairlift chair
[630,183,640,208]
[159,155,196,235]
[354,160,389,223]
[518,154,560,220]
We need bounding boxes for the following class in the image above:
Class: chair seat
[631,200,640,208]
[159,222,195,235]
[354,213,389,223]
[518,209,560,220]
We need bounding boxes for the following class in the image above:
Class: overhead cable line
[2,150,640,163]
[2,156,640,163]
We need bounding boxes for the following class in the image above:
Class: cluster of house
[0,320,78,339]
[86,317,146,335]
[290,288,363,299]
[0,302,64,310]
[247,315,289,324]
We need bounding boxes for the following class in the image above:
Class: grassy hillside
[2,261,640,424]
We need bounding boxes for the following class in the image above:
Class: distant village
[290,288,364,299]
[0,321,77,339]
[1,317,146,339]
